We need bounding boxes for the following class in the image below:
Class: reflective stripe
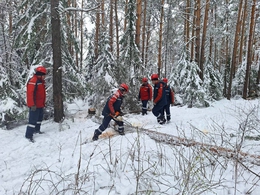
[97,128,103,133]
[37,121,42,125]
[28,124,35,128]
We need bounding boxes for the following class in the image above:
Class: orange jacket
[139,83,152,101]
[26,75,46,108]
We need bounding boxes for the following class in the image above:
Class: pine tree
[171,51,206,107]
[118,0,142,111]
[203,60,223,101]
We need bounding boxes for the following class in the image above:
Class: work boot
[92,129,102,141]
[118,130,125,135]
[26,137,35,143]
[34,131,44,134]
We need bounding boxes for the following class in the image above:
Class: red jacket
[26,75,46,108]
[139,83,152,101]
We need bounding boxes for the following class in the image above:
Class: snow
[1,98,260,194]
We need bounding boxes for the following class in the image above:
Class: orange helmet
[151,74,158,80]
[35,66,47,75]
[119,83,129,92]
[162,78,168,83]
[142,77,148,82]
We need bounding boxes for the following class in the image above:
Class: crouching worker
[92,83,129,141]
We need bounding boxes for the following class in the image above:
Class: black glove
[31,105,37,111]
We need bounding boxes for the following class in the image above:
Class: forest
[0,0,259,124]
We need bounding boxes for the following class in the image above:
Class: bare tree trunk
[80,0,84,69]
[185,0,190,51]
[109,0,114,52]
[115,0,120,60]
[195,0,201,75]
[144,13,151,69]
[157,0,164,78]
[199,0,209,81]
[74,0,78,67]
[141,0,147,73]
[51,0,64,123]
[243,0,256,99]
[94,1,100,60]
[124,0,128,32]
[135,0,142,49]
[223,0,230,97]
[190,4,196,61]
[239,0,248,64]
[227,0,243,100]
[67,0,72,55]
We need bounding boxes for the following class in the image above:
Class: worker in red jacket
[138,77,153,115]
[162,78,174,122]
[92,83,129,141]
[25,66,47,143]
[151,74,167,124]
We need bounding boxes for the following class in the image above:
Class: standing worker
[162,78,174,122]
[138,77,153,115]
[92,83,129,141]
[151,74,167,124]
[25,66,47,143]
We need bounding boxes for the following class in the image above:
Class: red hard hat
[120,83,129,92]
[142,77,148,82]
[162,78,168,83]
[151,74,158,80]
[35,66,47,75]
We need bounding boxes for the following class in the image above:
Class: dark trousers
[25,108,43,139]
[141,100,148,114]
[96,115,124,134]
[163,104,171,120]
[152,104,165,120]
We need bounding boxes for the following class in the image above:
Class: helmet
[119,83,129,92]
[35,66,47,75]
[151,74,158,80]
[142,77,148,82]
[162,78,168,83]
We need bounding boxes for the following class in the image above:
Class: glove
[115,111,120,117]
[110,111,120,118]
[31,105,37,111]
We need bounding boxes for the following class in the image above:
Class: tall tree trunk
[190,2,196,61]
[223,0,230,97]
[80,0,84,69]
[195,0,201,71]
[101,0,105,27]
[239,0,248,64]
[115,0,120,60]
[141,0,147,73]
[109,0,114,52]
[124,0,128,32]
[135,0,142,49]
[67,0,72,55]
[74,0,78,67]
[51,0,64,123]
[199,0,209,81]
[94,2,100,60]
[144,13,151,69]
[185,0,190,51]
[157,0,164,78]
[227,0,243,100]
[243,0,256,99]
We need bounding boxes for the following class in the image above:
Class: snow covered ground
[1,98,260,195]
